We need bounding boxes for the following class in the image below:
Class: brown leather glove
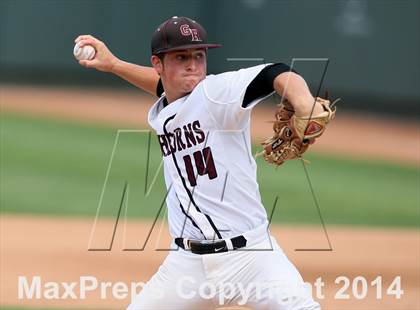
[259,97,339,166]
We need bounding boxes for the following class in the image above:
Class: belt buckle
[188,239,227,254]
[188,239,219,247]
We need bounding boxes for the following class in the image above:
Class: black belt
[175,235,247,255]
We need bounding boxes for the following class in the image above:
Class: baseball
[73,42,96,61]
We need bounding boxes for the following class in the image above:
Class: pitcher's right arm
[75,35,160,96]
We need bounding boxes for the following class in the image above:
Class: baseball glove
[258,97,339,166]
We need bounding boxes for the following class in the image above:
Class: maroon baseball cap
[151,16,222,55]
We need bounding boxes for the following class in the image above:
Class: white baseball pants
[127,223,320,310]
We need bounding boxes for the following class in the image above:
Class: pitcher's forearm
[111,60,160,96]
[274,72,323,117]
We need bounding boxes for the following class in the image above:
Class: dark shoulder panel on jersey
[155,63,296,106]
[242,63,297,108]
[156,79,164,97]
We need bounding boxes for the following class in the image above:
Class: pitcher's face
[152,48,207,98]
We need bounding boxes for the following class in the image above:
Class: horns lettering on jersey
[158,120,205,156]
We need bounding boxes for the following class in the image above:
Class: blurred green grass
[1,112,418,227]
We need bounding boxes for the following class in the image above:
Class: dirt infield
[1,215,418,309]
[1,85,418,165]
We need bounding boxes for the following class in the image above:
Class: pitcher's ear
[151,55,164,74]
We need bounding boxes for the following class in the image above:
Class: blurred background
[1,0,419,116]
[1,1,419,310]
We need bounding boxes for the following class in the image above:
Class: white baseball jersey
[148,64,275,240]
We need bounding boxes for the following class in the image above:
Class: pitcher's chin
[182,79,200,93]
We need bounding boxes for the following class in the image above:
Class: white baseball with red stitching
[73,42,96,61]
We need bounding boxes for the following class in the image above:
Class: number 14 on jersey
[183,147,218,186]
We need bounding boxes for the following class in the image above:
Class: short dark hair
[156,53,165,62]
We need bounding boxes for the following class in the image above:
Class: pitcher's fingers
[78,60,88,67]
[79,59,95,68]
[79,58,99,68]
[78,38,98,48]
[75,34,96,43]
[75,35,90,43]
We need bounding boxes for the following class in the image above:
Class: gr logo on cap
[180,24,202,42]
[151,16,222,55]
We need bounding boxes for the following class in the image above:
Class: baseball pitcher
[76,16,336,310]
